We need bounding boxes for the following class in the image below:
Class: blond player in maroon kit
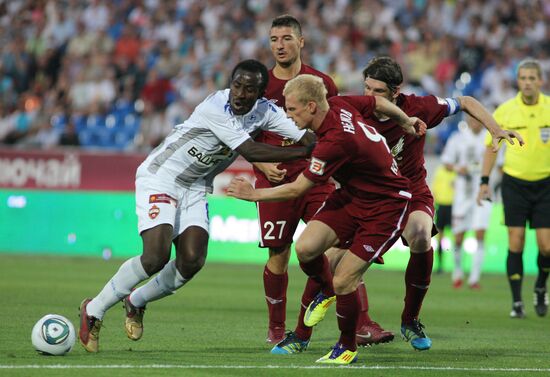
[252,15,339,344]
[228,74,426,364]
[306,57,521,352]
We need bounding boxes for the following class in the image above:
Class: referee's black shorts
[501,173,550,228]
[435,204,452,232]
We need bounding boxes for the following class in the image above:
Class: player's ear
[307,101,316,114]
[392,86,401,100]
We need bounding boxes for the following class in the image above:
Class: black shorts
[501,173,550,228]
[435,204,452,231]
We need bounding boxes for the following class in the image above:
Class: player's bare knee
[408,232,432,253]
[140,252,170,275]
[175,252,206,279]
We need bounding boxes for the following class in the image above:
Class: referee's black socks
[507,250,523,303]
[535,252,550,291]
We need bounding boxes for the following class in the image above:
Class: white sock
[469,240,485,285]
[452,245,463,281]
[87,256,149,319]
[129,259,188,308]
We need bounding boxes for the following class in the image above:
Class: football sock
[130,259,188,307]
[401,248,433,324]
[336,290,359,352]
[507,250,523,303]
[87,256,149,320]
[452,244,463,281]
[299,254,334,297]
[356,280,372,328]
[469,240,484,285]
[263,266,288,329]
[535,252,550,290]
[294,277,321,341]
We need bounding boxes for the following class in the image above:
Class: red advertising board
[0,148,254,192]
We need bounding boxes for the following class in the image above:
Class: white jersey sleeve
[258,98,306,142]
[440,133,459,166]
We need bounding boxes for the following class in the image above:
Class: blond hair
[283,74,329,111]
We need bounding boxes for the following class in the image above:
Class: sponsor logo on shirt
[187,146,233,166]
[148,205,160,219]
[309,157,326,175]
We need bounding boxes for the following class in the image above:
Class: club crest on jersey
[391,136,405,161]
[148,205,160,219]
[309,157,326,175]
[540,126,550,143]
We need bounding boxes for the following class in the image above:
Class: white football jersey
[137,89,305,193]
[441,126,488,198]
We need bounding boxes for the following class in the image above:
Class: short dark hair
[231,59,269,95]
[362,56,403,93]
[271,14,302,37]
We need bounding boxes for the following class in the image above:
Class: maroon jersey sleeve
[303,133,351,184]
[409,95,450,128]
[335,95,376,120]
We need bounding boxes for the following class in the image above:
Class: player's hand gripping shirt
[303,96,411,200]
[137,89,305,193]
[254,64,339,182]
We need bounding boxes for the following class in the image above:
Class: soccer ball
[31,314,76,356]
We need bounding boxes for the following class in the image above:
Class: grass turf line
[0,254,548,377]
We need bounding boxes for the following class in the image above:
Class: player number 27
[263,220,287,240]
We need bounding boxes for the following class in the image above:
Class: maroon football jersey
[361,94,449,185]
[303,96,411,200]
[254,64,338,182]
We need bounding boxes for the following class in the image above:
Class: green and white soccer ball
[31,314,76,356]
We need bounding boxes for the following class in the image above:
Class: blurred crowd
[0,0,549,152]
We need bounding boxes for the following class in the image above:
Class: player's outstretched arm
[458,96,525,151]
[228,173,315,202]
[476,146,498,205]
[237,138,311,162]
[374,96,427,136]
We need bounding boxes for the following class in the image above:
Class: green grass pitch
[0,254,549,377]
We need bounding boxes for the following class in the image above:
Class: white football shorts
[135,176,209,238]
[451,197,492,234]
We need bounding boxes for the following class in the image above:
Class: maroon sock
[336,290,359,351]
[356,280,372,329]
[401,248,433,324]
[299,254,334,296]
[263,265,288,329]
[294,277,321,340]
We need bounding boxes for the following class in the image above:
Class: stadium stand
[0,0,548,152]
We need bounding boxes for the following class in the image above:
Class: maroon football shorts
[256,181,335,248]
[409,182,435,218]
[312,189,411,264]
[400,182,438,245]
